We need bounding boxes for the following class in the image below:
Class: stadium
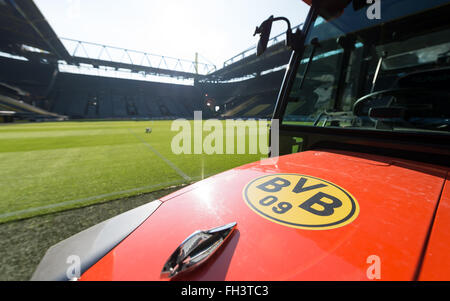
[0,0,295,280]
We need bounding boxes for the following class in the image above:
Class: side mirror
[254,16,274,56]
[254,16,298,56]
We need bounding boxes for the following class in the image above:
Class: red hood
[81,150,447,280]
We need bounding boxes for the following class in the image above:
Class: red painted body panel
[81,150,448,281]
[419,175,450,280]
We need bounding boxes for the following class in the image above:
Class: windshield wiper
[298,37,320,90]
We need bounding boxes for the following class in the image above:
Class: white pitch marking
[127,128,191,181]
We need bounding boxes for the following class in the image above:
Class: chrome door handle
[160,222,237,279]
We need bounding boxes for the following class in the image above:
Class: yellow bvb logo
[243,174,359,230]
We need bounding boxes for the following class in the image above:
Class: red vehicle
[32,0,450,281]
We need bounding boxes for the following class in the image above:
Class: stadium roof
[0,0,215,79]
[205,42,291,81]
[0,0,72,62]
[0,0,293,81]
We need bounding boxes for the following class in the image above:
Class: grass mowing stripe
[0,180,182,221]
[127,128,191,181]
[0,120,264,223]
[0,172,217,221]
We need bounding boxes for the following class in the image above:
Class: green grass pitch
[0,120,268,223]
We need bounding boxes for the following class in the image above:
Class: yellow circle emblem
[243,174,359,230]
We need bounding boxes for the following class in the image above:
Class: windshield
[282,0,450,134]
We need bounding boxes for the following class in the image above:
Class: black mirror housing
[254,15,300,56]
[254,16,274,56]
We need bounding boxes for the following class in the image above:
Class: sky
[34,0,310,68]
